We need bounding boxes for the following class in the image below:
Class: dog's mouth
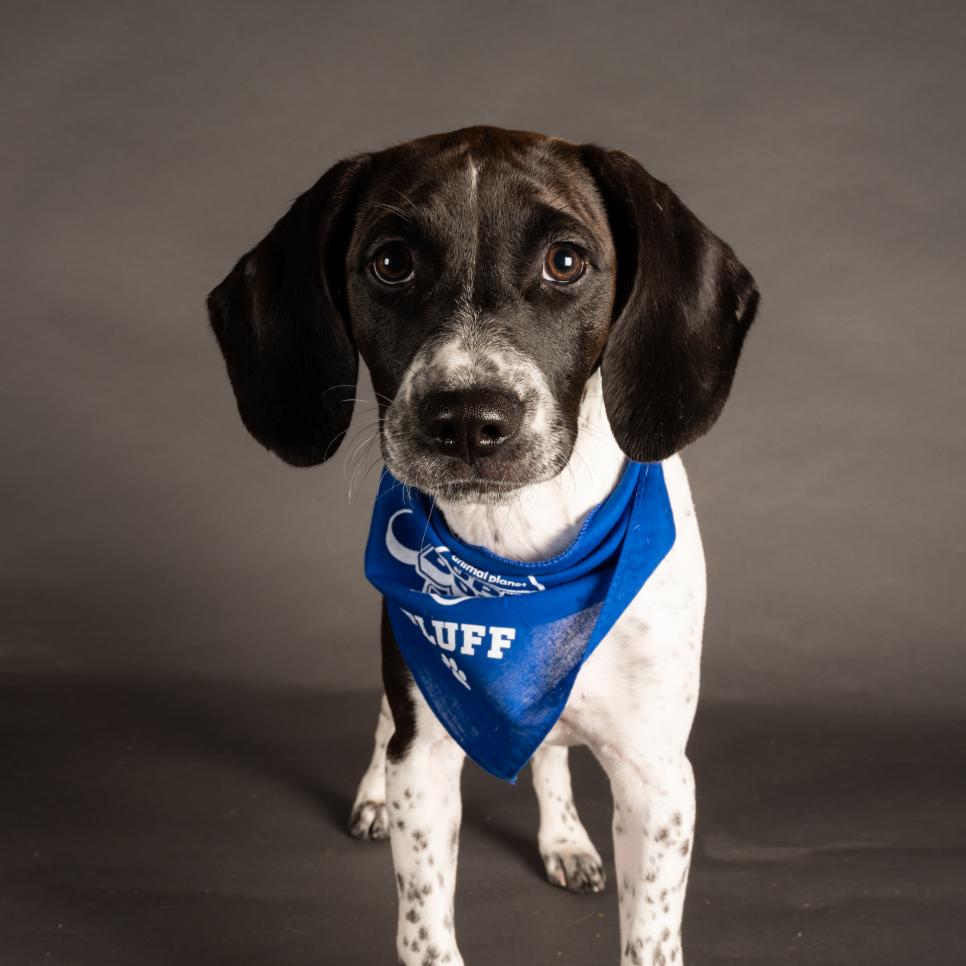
[384,457,561,505]
[427,476,529,504]
[381,433,573,505]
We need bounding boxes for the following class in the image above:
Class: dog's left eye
[542,244,586,284]
[371,242,414,285]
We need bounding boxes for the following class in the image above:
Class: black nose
[419,388,523,461]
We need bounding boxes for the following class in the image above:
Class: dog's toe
[348,800,390,841]
[542,848,606,893]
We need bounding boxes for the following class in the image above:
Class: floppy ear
[206,155,370,466]
[581,146,760,463]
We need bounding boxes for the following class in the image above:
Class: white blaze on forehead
[465,156,480,300]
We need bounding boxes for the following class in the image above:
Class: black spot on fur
[382,602,417,763]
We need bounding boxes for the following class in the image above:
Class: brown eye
[371,242,414,285]
[542,244,586,283]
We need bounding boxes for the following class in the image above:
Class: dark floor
[1,674,963,965]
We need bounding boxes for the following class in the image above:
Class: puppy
[207,126,758,965]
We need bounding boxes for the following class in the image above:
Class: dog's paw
[347,799,390,841]
[541,846,606,893]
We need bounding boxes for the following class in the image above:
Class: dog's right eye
[542,243,586,284]
[371,242,414,286]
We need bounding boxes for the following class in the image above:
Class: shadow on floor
[0,672,963,965]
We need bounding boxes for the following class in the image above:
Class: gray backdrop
[3,0,964,713]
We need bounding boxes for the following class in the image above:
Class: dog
[207,125,759,965]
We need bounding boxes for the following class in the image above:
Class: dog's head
[207,126,759,502]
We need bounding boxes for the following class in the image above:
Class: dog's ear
[206,155,370,466]
[580,146,760,462]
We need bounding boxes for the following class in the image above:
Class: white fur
[347,696,393,840]
[464,157,479,300]
[356,371,705,966]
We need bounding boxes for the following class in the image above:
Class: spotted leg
[348,694,393,840]
[531,744,605,893]
[598,747,695,966]
[379,602,467,964]
[386,707,466,966]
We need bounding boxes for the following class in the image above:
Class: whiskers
[332,394,387,504]
[344,427,384,503]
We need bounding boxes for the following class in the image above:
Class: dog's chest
[438,450,706,749]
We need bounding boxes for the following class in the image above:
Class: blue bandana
[363,461,676,782]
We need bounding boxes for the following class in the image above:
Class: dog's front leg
[387,727,465,966]
[601,750,695,966]
[531,744,606,893]
[382,603,467,964]
[348,694,393,839]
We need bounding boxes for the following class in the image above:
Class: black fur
[208,128,758,475]
[342,127,617,498]
[380,601,417,763]
[580,145,760,462]
[206,155,370,466]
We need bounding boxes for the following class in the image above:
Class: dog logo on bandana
[385,509,545,605]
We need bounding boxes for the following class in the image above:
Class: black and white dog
[208,126,758,966]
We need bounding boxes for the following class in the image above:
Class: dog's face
[208,127,759,502]
[345,131,617,501]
